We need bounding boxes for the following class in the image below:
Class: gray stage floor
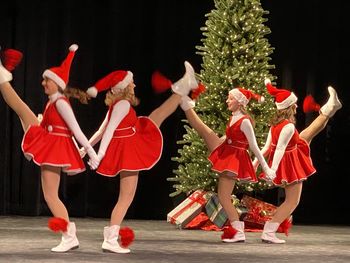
[0,216,349,263]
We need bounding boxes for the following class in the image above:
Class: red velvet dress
[96,101,163,177]
[260,120,316,186]
[208,116,257,182]
[22,97,85,175]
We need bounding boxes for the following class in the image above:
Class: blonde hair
[271,104,296,126]
[104,88,139,107]
[59,86,90,104]
[239,105,255,127]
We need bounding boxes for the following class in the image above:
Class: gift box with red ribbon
[241,195,277,230]
[167,190,212,229]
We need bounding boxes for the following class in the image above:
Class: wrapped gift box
[241,195,277,230]
[205,194,228,228]
[204,194,245,228]
[167,190,212,229]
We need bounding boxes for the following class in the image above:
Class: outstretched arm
[96,100,130,161]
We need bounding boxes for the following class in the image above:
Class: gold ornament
[260,210,267,217]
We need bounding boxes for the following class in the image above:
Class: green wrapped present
[205,193,228,228]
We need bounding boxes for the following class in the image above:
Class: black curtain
[0,0,349,224]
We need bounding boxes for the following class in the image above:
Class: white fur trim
[111,71,133,92]
[276,92,298,109]
[230,89,249,106]
[264,78,271,86]
[86,86,98,98]
[43,70,66,90]
[69,44,78,52]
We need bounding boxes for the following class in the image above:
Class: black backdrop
[0,0,349,224]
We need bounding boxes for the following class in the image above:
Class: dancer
[154,68,276,243]
[82,61,198,253]
[257,79,342,243]
[0,45,99,252]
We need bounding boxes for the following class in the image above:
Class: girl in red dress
[82,61,199,253]
[257,79,342,243]
[178,76,276,243]
[0,45,99,252]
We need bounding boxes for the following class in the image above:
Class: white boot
[320,86,342,118]
[102,225,130,254]
[51,222,79,252]
[0,58,12,85]
[222,221,246,243]
[171,61,198,96]
[261,221,286,244]
[180,95,196,111]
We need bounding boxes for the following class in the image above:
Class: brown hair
[271,104,296,126]
[104,88,139,107]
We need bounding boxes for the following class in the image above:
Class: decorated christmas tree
[169,0,276,197]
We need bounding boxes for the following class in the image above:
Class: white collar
[49,91,64,102]
[231,110,243,117]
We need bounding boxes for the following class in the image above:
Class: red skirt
[260,139,316,186]
[97,117,163,177]
[22,125,85,175]
[208,142,257,182]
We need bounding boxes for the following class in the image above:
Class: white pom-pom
[69,44,79,52]
[264,78,271,86]
[86,86,98,98]
[259,96,265,103]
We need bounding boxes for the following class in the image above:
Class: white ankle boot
[261,221,286,244]
[171,61,198,96]
[222,221,246,243]
[51,222,79,252]
[180,95,196,111]
[320,86,342,118]
[0,59,12,84]
[102,225,130,254]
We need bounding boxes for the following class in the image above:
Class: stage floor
[0,216,349,263]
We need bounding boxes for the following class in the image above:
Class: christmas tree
[169,0,276,197]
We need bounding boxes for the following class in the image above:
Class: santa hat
[229,87,264,106]
[265,79,298,110]
[42,44,78,90]
[86,70,133,98]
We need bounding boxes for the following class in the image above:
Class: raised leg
[300,86,342,144]
[0,82,39,131]
[148,93,182,127]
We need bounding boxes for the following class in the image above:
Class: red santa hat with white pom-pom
[86,70,133,98]
[229,87,264,106]
[264,78,298,110]
[42,44,78,90]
